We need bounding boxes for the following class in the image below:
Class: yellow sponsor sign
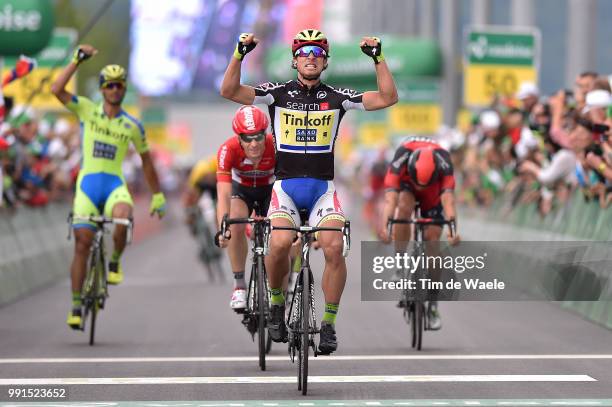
[144,124,167,146]
[464,64,537,107]
[389,104,442,135]
[2,67,76,110]
[276,108,338,153]
[358,122,388,148]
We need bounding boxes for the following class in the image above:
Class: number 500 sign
[463,27,540,107]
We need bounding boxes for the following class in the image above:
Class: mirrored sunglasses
[239,132,265,143]
[294,45,327,58]
[103,81,125,90]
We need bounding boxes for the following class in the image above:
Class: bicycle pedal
[233,307,247,314]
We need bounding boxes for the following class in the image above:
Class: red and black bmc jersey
[384,137,455,211]
[216,134,276,187]
[253,79,365,180]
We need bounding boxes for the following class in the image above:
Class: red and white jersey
[216,135,276,187]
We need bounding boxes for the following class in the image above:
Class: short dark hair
[579,71,598,80]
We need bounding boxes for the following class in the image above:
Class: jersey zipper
[304,86,310,178]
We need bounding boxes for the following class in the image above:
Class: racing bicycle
[267,210,351,395]
[386,214,454,351]
[67,214,133,346]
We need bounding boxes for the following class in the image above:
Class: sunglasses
[239,132,265,143]
[102,81,125,90]
[294,45,327,58]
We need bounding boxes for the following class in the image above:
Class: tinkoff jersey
[254,80,364,180]
[66,95,148,177]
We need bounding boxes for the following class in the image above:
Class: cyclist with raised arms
[214,105,276,312]
[220,29,398,354]
[379,136,461,330]
[52,45,166,329]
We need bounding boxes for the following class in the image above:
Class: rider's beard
[301,72,320,81]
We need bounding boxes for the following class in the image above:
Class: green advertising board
[4,26,74,66]
[0,0,54,56]
[265,38,441,85]
[464,26,540,107]
[466,30,537,66]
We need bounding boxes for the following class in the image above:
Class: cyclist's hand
[233,33,258,61]
[72,44,97,65]
[214,230,230,248]
[360,36,384,64]
[149,192,167,219]
[378,226,391,244]
[447,231,461,246]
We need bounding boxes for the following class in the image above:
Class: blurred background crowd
[452,73,612,214]
[0,0,610,228]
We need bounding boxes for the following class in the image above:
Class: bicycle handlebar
[67,214,134,244]
[220,214,271,241]
[269,220,352,258]
[387,217,456,239]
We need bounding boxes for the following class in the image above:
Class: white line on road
[0,375,595,385]
[1,355,612,364]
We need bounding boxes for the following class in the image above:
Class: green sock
[322,303,339,325]
[72,291,81,308]
[270,287,285,305]
[111,251,121,263]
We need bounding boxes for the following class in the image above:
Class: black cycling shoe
[318,322,337,355]
[268,304,288,343]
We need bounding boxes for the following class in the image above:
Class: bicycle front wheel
[256,257,267,371]
[89,247,102,346]
[409,302,417,348]
[299,268,310,395]
[415,301,424,351]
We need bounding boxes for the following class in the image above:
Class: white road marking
[0,375,595,385]
[1,355,612,364]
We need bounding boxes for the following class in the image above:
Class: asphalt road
[1,200,611,406]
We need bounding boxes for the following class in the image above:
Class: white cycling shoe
[230,289,247,311]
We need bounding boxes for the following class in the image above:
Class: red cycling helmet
[407,147,441,187]
[232,105,269,135]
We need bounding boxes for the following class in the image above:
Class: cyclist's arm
[216,181,232,229]
[140,151,161,194]
[361,62,398,111]
[440,190,457,223]
[220,57,256,104]
[382,190,399,225]
[50,62,77,105]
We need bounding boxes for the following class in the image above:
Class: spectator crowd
[0,98,81,209]
[446,72,612,215]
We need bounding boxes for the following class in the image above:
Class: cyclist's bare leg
[265,217,294,289]
[393,191,416,253]
[318,218,347,304]
[70,228,95,292]
[227,198,249,274]
[111,202,133,257]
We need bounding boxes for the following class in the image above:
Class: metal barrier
[0,203,72,306]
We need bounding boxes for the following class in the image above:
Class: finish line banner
[361,241,612,301]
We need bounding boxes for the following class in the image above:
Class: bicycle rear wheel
[257,257,266,371]
[299,268,310,395]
